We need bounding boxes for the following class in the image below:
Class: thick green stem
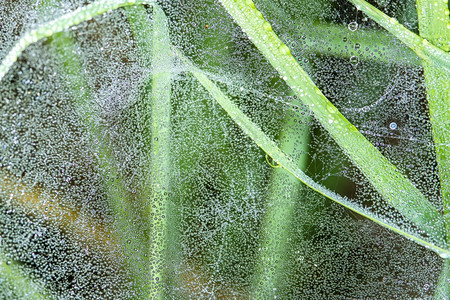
[149,5,172,299]
[217,0,445,245]
[126,4,173,298]
[252,108,309,297]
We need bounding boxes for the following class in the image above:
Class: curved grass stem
[0,0,155,82]
[174,47,450,259]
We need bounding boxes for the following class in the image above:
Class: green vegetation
[0,0,448,298]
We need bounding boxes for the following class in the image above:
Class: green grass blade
[414,0,450,295]
[415,0,450,52]
[174,48,450,258]
[217,0,445,245]
[252,106,310,297]
[0,252,50,299]
[0,0,155,82]
[347,0,450,72]
[149,5,172,299]
[124,4,155,297]
[415,0,450,242]
[125,4,173,298]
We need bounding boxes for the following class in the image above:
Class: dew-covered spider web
[0,0,447,298]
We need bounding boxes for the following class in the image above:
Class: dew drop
[349,56,359,65]
[245,0,255,8]
[327,105,337,113]
[278,44,290,55]
[255,10,264,19]
[348,21,358,31]
[263,22,272,31]
[389,122,398,130]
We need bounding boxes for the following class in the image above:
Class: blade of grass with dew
[0,0,155,83]
[415,0,450,242]
[147,5,173,299]
[217,0,445,246]
[346,0,450,72]
[414,0,450,296]
[173,47,450,258]
[124,4,155,297]
[252,98,310,297]
[0,251,49,299]
[39,0,150,293]
[125,4,174,298]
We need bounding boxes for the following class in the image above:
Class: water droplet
[389,122,398,130]
[255,10,264,19]
[279,44,290,55]
[327,105,337,113]
[263,22,272,31]
[389,17,398,24]
[348,21,358,31]
[245,0,255,8]
[349,56,359,65]
[354,43,361,50]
